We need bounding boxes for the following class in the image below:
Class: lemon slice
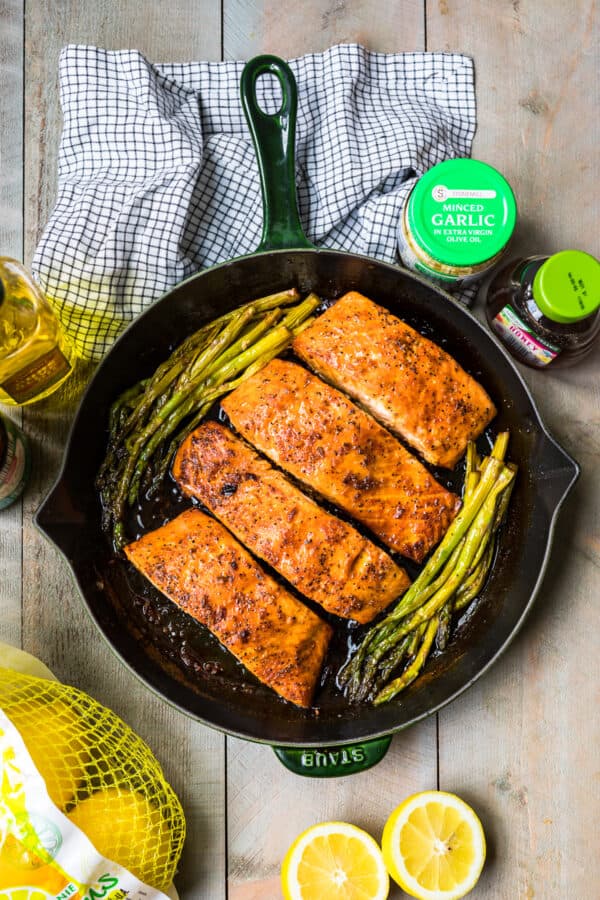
[281,821,389,900]
[382,791,486,900]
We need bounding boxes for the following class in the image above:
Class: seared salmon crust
[124,508,332,708]
[293,291,496,468]
[173,422,410,623]
[222,359,460,563]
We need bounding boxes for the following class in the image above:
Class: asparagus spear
[378,468,514,647]
[125,323,292,508]
[341,434,517,705]
[115,321,223,442]
[453,543,495,612]
[435,601,452,652]
[434,437,488,637]
[201,308,283,378]
[374,616,440,705]
[374,635,413,689]
[115,329,238,521]
[453,461,517,613]
[346,440,507,677]
[114,290,300,443]
[99,290,317,548]
[389,451,505,621]
[345,540,464,698]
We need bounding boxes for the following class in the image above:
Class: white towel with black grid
[33,43,476,360]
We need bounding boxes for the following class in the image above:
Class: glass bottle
[0,413,30,509]
[484,250,600,368]
[0,257,74,405]
[397,158,517,289]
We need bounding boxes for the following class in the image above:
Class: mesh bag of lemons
[0,652,185,900]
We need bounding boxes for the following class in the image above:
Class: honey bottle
[484,250,600,368]
[0,258,74,405]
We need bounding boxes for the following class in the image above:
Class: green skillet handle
[273,735,392,778]
[240,55,313,252]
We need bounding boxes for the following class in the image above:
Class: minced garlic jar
[397,158,517,288]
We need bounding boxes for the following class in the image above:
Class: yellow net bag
[0,667,185,893]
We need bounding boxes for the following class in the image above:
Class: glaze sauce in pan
[103,297,498,711]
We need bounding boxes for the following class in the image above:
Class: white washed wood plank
[427,0,598,257]
[224,0,425,58]
[24,0,222,254]
[429,2,600,897]
[21,4,225,898]
[0,0,24,650]
[224,6,434,899]
[227,730,438,900]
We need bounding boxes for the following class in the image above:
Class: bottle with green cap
[484,250,600,368]
[397,158,517,290]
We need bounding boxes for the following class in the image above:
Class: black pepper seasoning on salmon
[222,359,460,563]
[293,291,496,468]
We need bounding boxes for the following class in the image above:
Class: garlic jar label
[397,159,517,288]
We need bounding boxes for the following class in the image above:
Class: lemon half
[382,791,486,900]
[281,820,389,900]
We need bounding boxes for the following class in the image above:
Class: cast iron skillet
[36,56,578,777]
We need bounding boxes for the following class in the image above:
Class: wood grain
[227,730,438,900]
[3,2,598,898]
[427,0,598,258]
[0,0,24,650]
[224,0,424,58]
[24,0,222,253]
[428,2,600,897]
[20,3,226,897]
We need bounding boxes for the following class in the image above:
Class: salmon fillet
[292,291,496,469]
[221,360,460,563]
[124,508,331,707]
[173,422,410,623]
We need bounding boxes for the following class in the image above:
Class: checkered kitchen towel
[33,44,476,360]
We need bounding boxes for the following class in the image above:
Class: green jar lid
[407,158,517,267]
[533,250,600,323]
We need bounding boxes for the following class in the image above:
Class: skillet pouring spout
[36,479,89,560]
[530,430,580,514]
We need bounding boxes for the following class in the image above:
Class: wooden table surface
[1,2,598,898]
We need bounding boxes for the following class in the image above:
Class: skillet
[36,56,579,777]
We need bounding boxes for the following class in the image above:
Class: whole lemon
[6,697,90,810]
[67,787,174,890]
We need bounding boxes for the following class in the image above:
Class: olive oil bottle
[0,257,74,405]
